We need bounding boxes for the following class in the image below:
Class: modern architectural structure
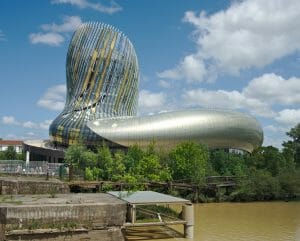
[48,22,263,153]
[88,109,263,152]
[49,22,139,147]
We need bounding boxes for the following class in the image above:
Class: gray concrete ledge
[0,193,126,241]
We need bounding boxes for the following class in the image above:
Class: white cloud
[51,0,122,14]
[26,132,36,136]
[29,32,64,46]
[263,135,286,149]
[29,16,82,46]
[2,116,20,125]
[158,54,206,83]
[41,16,82,33]
[183,88,274,117]
[183,73,300,118]
[243,73,300,106]
[2,115,52,132]
[275,109,300,126]
[159,0,300,82]
[0,30,6,41]
[39,120,53,130]
[264,125,278,133]
[5,134,24,140]
[138,90,166,113]
[23,121,38,129]
[23,120,52,130]
[158,79,171,89]
[37,84,66,111]
[262,123,291,149]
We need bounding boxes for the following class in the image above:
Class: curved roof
[87,109,263,152]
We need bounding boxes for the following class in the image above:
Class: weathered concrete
[0,176,69,195]
[5,228,124,241]
[0,193,126,241]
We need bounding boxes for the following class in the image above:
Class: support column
[131,204,136,224]
[26,151,30,165]
[126,204,136,224]
[183,203,194,239]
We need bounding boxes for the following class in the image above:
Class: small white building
[0,140,23,153]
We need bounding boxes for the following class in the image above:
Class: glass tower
[49,22,139,146]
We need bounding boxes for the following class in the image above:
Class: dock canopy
[108,191,191,205]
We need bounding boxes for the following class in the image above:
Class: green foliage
[111,151,126,181]
[127,143,171,183]
[168,142,209,184]
[278,168,300,198]
[230,170,280,201]
[62,123,300,201]
[3,146,17,160]
[124,144,144,172]
[84,167,101,181]
[64,143,87,168]
[0,147,24,161]
[283,123,300,167]
[246,146,287,176]
[95,144,114,180]
[210,150,247,176]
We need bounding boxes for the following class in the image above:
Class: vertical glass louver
[49,22,139,146]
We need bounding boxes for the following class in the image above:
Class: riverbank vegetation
[64,123,300,202]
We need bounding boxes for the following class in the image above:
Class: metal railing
[0,160,64,176]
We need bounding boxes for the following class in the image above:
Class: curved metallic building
[87,109,263,152]
[49,22,139,146]
[49,21,263,152]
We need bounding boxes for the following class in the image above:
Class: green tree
[111,151,126,181]
[209,150,247,176]
[278,168,300,198]
[246,146,292,176]
[263,146,288,176]
[168,142,209,184]
[4,146,17,160]
[0,151,5,160]
[124,144,144,172]
[64,143,87,168]
[231,170,280,201]
[128,143,171,182]
[209,150,229,175]
[283,123,300,167]
[95,144,114,180]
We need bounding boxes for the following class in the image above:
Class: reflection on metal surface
[48,21,263,152]
[88,109,263,152]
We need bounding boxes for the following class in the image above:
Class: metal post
[183,203,194,239]
[131,204,136,224]
[26,151,30,165]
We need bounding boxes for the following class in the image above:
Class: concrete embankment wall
[0,194,126,241]
[0,177,69,195]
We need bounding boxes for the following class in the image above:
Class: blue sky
[0,0,299,148]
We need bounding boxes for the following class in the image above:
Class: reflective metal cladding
[87,109,263,153]
[49,21,263,152]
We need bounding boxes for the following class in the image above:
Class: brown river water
[125,202,300,241]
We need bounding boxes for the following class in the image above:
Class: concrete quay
[0,193,126,241]
[0,176,69,195]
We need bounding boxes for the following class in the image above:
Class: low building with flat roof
[0,140,23,153]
